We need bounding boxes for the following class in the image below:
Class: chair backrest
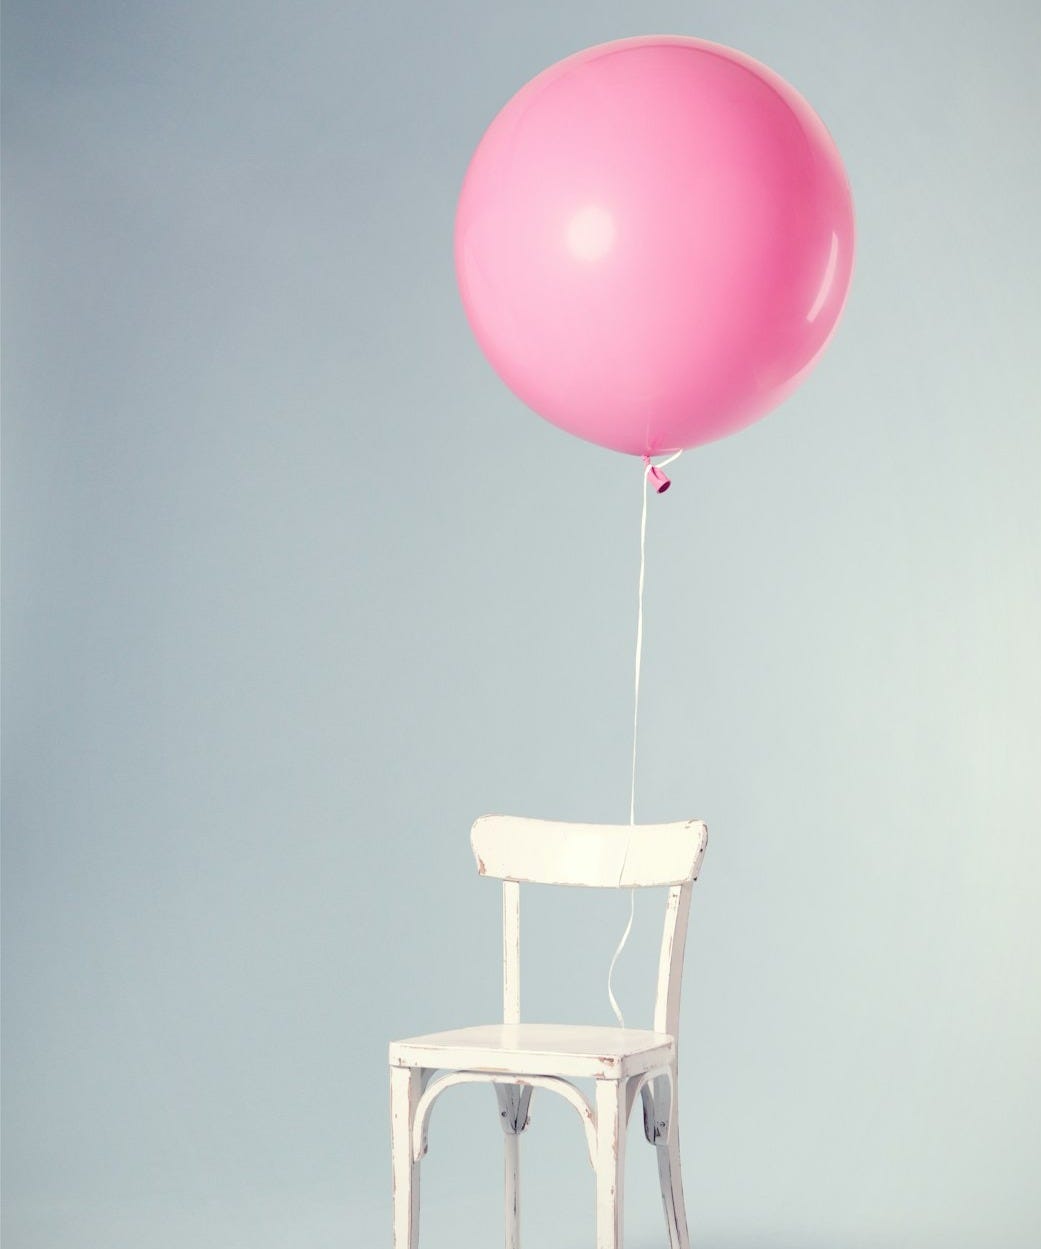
[470,815,708,1037]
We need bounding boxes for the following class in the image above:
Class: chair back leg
[496,1082,532,1248]
[652,1071,690,1249]
[656,1130,691,1249]
[504,1134,520,1249]
[390,1067,423,1249]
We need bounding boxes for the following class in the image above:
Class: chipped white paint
[502,880,520,1024]
[390,1065,422,1249]
[411,1071,597,1168]
[495,1082,533,1136]
[388,814,708,1249]
[655,1086,690,1249]
[504,1128,520,1249]
[595,1078,627,1249]
[625,1065,673,1140]
[471,815,708,888]
[497,1083,531,1249]
[390,1022,673,1081]
[655,884,693,1037]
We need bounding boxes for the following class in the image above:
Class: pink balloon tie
[647,463,671,493]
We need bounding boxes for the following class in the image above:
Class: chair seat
[389,1023,674,1080]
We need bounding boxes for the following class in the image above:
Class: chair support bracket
[495,1082,533,1135]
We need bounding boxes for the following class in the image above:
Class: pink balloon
[455,36,855,457]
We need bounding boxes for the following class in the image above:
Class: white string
[607,450,683,1027]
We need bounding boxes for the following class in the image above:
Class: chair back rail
[472,815,707,889]
[470,815,708,1036]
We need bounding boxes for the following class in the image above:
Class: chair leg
[654,1074,690,1249]
[390,1066,423,1249]
[595,1078,627,1249]
[504,1133,520,1249]
[496,1082,532,1249]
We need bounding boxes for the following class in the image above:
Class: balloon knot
[646,463,671,494]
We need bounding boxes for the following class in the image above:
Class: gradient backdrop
[3,3,1040,1247]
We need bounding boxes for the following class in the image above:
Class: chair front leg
[594,1078,627,1249]
[390,1066,424,1249]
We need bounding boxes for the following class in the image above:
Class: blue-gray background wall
[3,3,1039,1247]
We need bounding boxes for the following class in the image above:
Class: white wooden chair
[388,814,708,1249]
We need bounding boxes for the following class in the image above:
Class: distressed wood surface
[390,1066,423,1249]
[471,815,707,888]
[495,1082,533,1137]
[595,1078,627,1249]
[626,1065,672,1138]
[390,1023,674,1081]
[502,880,520,1024]
[504,1131,520,1249]
[497,1084,531,1249]
[654,884,693,1038]
[411,1071,598,1167]
[655,1093,690,1249]
[388,813,707,1249]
